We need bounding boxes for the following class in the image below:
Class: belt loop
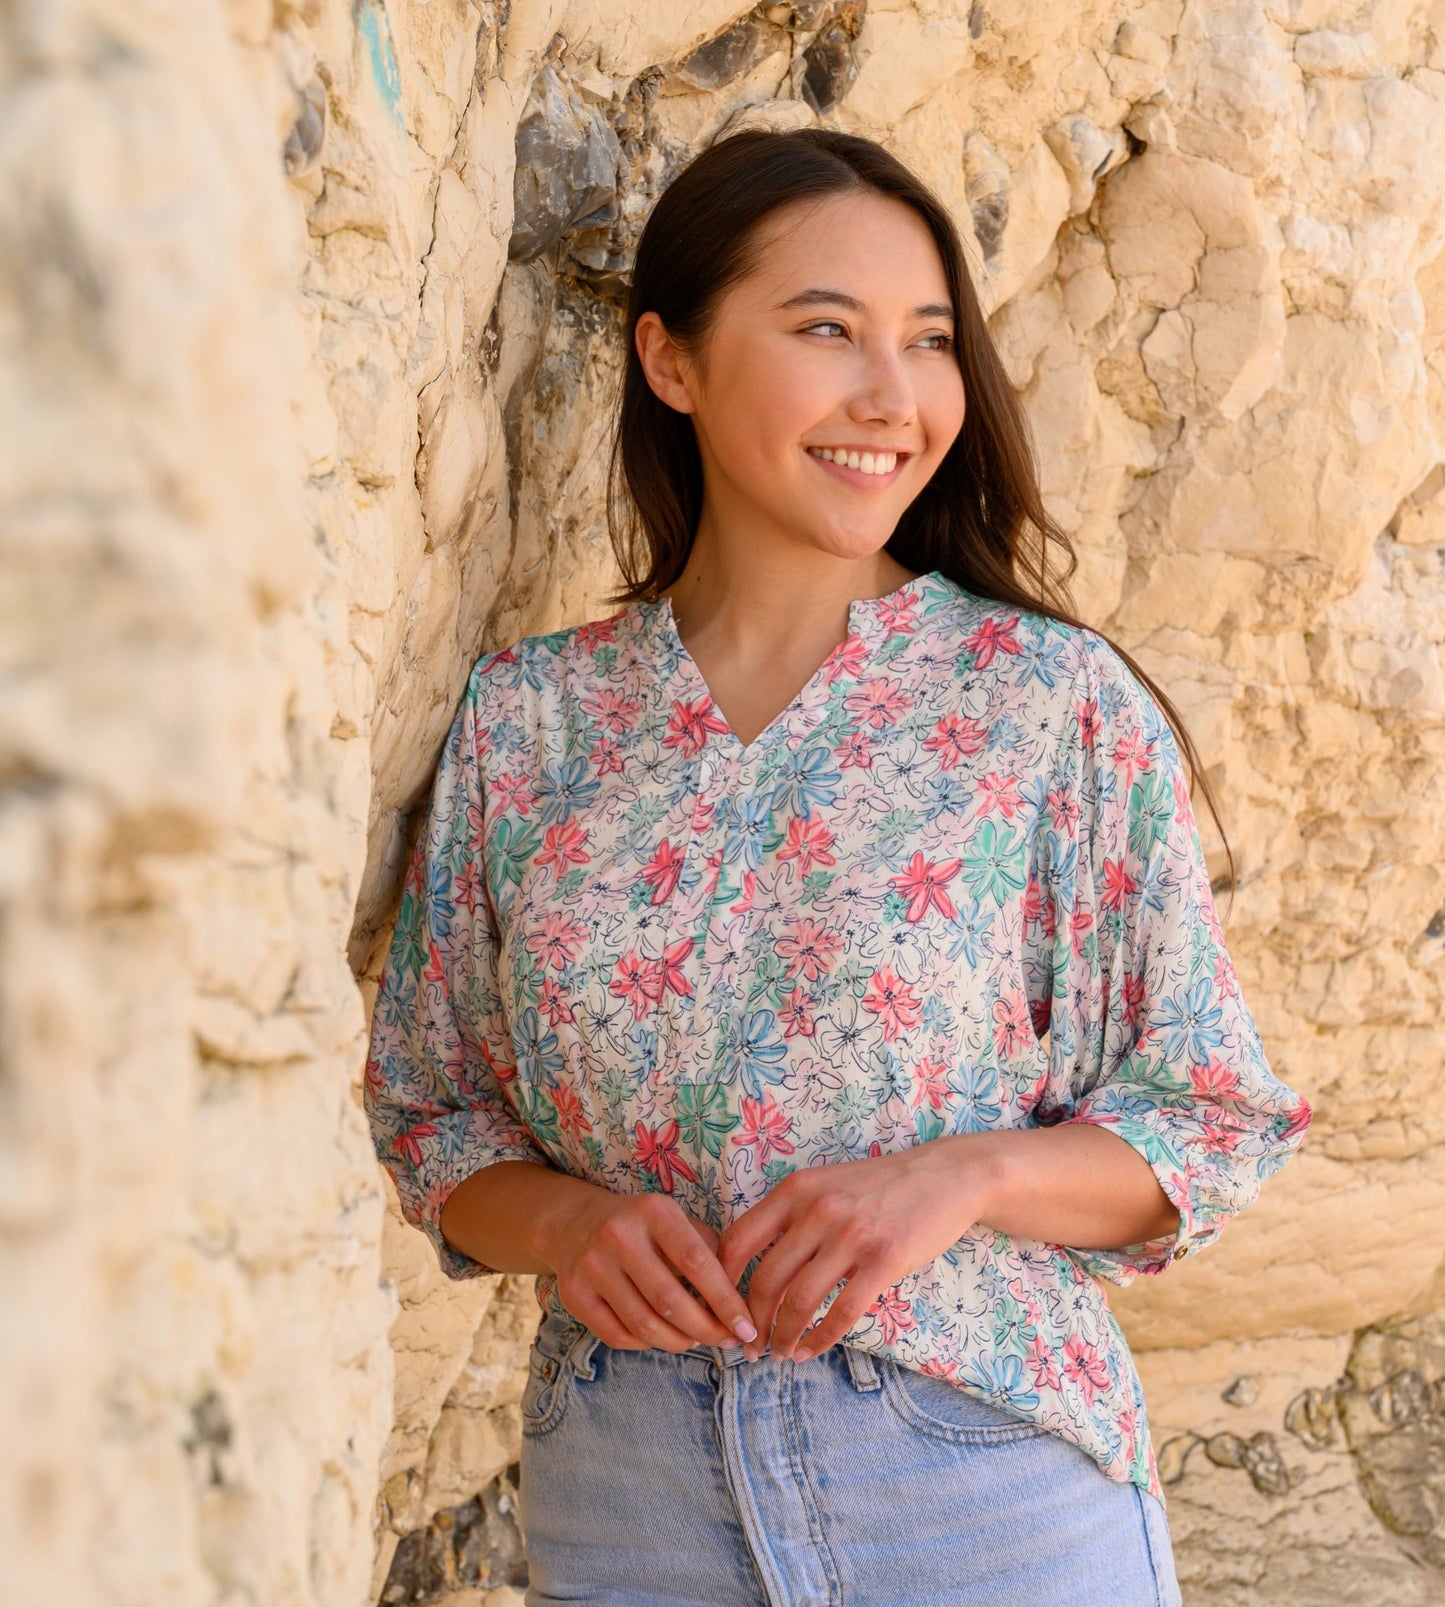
[569,1327,602,1381]
[843,1343,882,1392]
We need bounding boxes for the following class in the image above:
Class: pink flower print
[1022,869,1055,939]
[573,611,625,651]
[553,1083,594,1140]
[1213,943,1240,1002]
[1119,969,1147,1033]
[1190,1052,1243,1103]
[1100,856,1140,914]
[777,815,837,878]
[775,917,843,983]
[480,643,522,672]
[525,910,590,973]
[1198,1114,1245,1157]
[642,838,687,904]
[778,986,819,1040]
[634,1118,699,1189]
[1062,1333,1111,1405]
[867,1284,917,1344]
[964,614,1023,668]
[1117,1400,1139,1445]
[730,868,758,915]
[656,936,697,1001]
[1280,1093,1315,1142]
[1074,695,1103,750]
[491,770,536,817]
[975,770,1025,819]
[890,851,963,922]
[537,818,591,879]
[593,735,628,775]
[732,1095,796,1167]
[580,685,640,735]
[1046,783,1079,837]
[664,695,730,757]
[1027,1334,1064,1392]
[873,586,927,635]
[862,965,922,1042]
[837,728,875,768]
[918,1355,962,1382]
[1110,727,1154,791]
[454,859,485,915]
[924,712,990,770]
[827,633,871,681]
[991,990,1036,1060]
[538,974,579,1026]
[610,951,665,1019]
[911,1056,950,1111]
[846,675,910,731]
[392,1121,439,1172]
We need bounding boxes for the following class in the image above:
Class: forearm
[921,1123,1181,1251]
[438,1159,605,1275]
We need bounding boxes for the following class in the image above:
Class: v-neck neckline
[640,569,947,762]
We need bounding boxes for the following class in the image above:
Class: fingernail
[733,1317,757,1342]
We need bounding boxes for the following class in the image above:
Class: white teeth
[807,447,897,475]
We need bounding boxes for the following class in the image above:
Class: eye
[801,320,847,338]
[920,333,954,352]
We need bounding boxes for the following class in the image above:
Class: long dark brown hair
[602,126,1237,914]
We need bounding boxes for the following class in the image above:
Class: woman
[365,129,1313,1606]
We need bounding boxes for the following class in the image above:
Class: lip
[803,445,910,489]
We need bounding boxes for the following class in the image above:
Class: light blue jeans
[517,1304,1182,1606]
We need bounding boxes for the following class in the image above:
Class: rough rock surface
[1,2,1442,1603]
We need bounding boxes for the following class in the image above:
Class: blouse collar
[626,568,952,760]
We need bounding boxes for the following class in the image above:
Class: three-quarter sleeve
[1025,632,1313,1285]
[363,657,554,1280]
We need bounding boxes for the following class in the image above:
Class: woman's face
[637,189,967,571]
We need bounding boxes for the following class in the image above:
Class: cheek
[922,369,967,453]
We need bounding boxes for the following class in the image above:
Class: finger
[600,1267,714,1352]
[715,1193,791,1285]
[768,1260,853,1361]
[790,1269,883,1361]
[560,1287,634,1352]
[656,1214,761,1347]
[738,1229,826,1359]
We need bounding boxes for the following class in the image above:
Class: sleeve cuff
[1058,1112,1220,1284]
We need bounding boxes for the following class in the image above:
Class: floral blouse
[364,568,1313,1505]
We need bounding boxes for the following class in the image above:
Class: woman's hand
[715,1144,996,1363]
[543,1188,760,1353]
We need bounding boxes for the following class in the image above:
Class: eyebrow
[773,287,956,322]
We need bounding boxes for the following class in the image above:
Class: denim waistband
[555,1319,882,1393]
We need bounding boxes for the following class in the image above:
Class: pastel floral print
[365,569,1313,1507]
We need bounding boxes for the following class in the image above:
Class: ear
[634,311,698,415]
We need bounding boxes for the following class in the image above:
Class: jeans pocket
[521,1309,590,1438]
[880,1358,1053,1444]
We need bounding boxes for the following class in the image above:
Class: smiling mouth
[804,445,910,486]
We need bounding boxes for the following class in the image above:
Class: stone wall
[2,1,1442,1603]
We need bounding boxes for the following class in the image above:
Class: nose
[846,342,917,428]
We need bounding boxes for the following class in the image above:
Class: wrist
[922,1130,1015,1233]
[525,1169,605,1271]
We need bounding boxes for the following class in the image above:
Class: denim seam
[714,1364,790,1606]
[1131,1486,1166,1607]
[781,1366,843,1606]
